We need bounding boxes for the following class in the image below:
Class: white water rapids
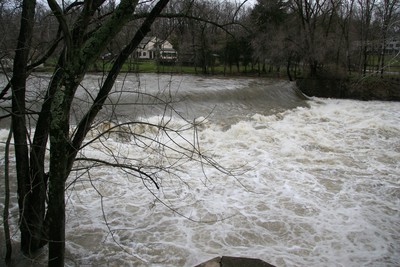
[0,74,399,266]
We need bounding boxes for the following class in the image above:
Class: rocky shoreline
[296,76,400,101]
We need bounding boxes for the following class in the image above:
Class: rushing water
[0,74,399,266]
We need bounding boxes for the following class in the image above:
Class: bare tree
[289,0,329,76]
[165,0,246,74]
[1,0,247,266]
[250,0,295,77]
[3,0,170,265]
[336,0,356,74]
[376,0,399,76]
[355,0,377,75]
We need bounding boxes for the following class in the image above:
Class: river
[0,74,399,266]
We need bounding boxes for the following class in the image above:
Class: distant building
[385,39,400,54]
[352,38,400,54]
[135,37,177,62]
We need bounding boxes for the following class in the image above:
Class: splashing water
[0,75,399,266]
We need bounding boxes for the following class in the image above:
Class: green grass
[90,60,203,74]
[88,59,262,76]
[367,54,400,69]
[37,57,400,78]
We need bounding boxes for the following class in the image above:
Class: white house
[352,38,400,54]
[385,39,400,54]
[135,37,177,62]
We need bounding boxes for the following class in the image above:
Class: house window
[143,52,147,57]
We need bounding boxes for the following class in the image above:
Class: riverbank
[296,76,400,101]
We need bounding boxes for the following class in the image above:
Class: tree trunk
[48,116,67,266]
[362,45,368,76]
[3,126,13,266]
[10,0,42,255]
[45,67,83,266]
[286,52,293,81]
[379,41,385,77]
[29,58,66,248]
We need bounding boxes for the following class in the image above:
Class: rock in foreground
[195,256,276,267]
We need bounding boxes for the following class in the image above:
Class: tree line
[1,0,399,79]
[0,0,399,266]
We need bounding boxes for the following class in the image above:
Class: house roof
[139,36,153,49]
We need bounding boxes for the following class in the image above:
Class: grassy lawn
[36,57,399,77]
[86,59,259,76]
[90,60,207,74]
[367,54,400,71]
[132,60,199,74]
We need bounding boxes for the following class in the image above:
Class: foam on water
[1,96,400,266]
